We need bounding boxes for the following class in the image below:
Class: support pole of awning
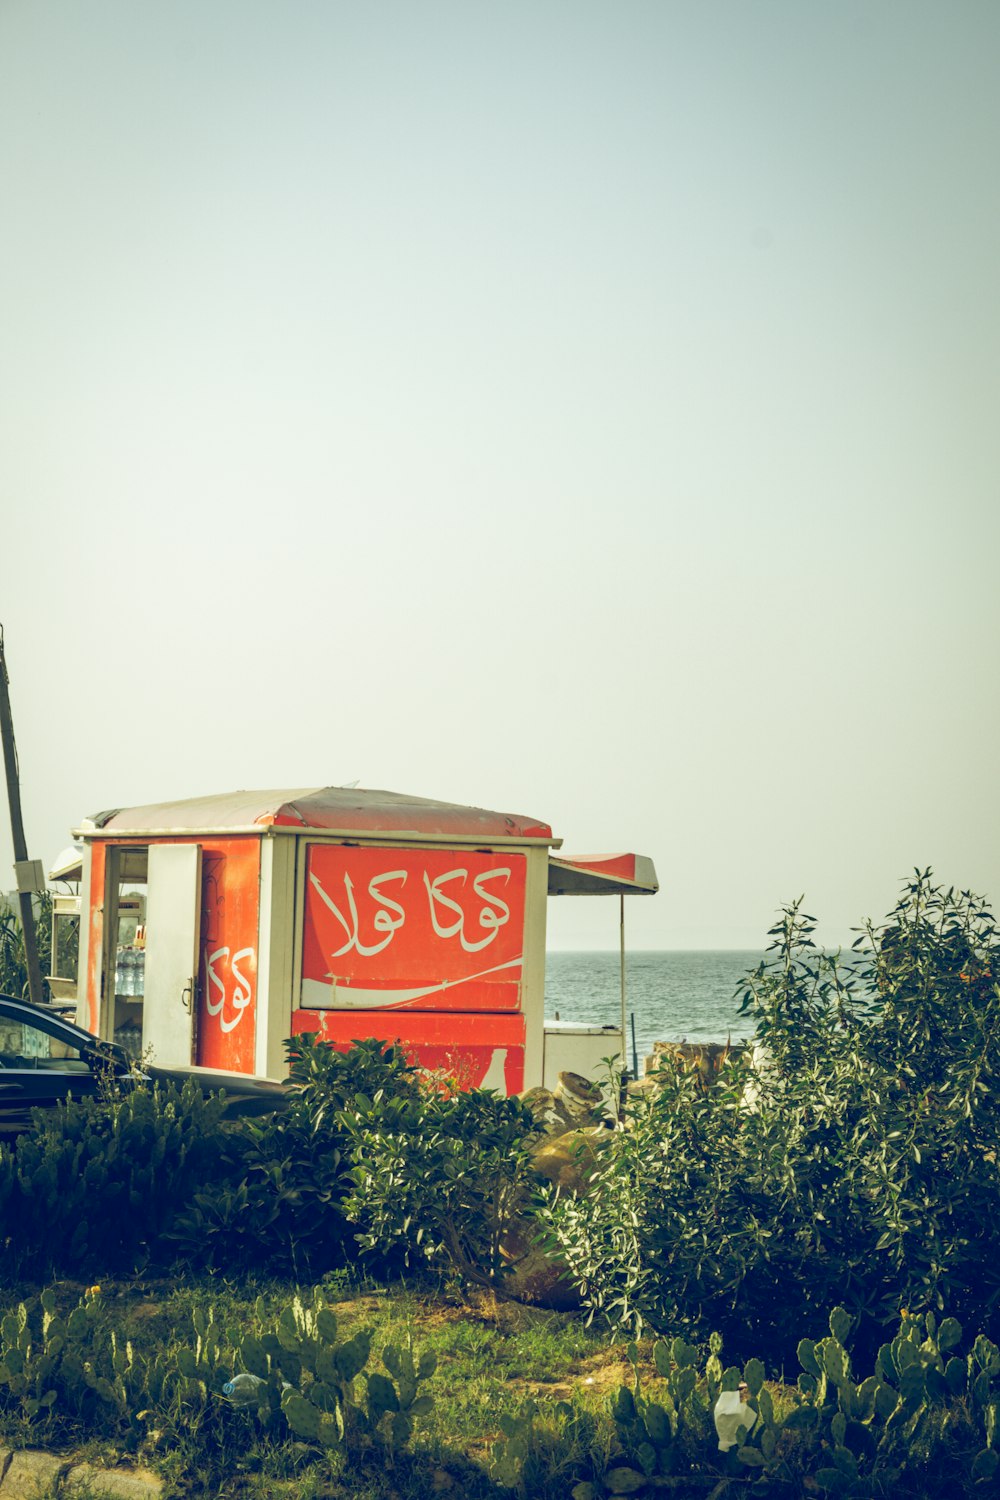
[620,892,626,1074]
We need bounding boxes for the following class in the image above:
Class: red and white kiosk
[68,786,657,1093]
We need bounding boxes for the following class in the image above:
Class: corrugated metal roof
[78,786,556,844]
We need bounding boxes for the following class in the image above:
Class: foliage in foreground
[7,866,1000,1396]
[539,873,1000,1360]
[168,1034,422,1279]
[171,1030,540,1289]
[0,1080,229,1277]
[494,1306,1000,1499]
[0,1030,540,1289]
[0,1284,435,1474]
[342,1074,540,1289]
[5,1280,999,1499]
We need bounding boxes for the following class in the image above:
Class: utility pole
[0,625,45,1006]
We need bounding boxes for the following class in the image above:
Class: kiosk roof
[78,786,557,845]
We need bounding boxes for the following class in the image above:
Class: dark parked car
[0,993,287,1140]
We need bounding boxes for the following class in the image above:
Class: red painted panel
[560,853,637,883]
[291,1007,525,1093]
[85,842,106,1035]
[196,838,260,1073]
[301,845,526,1013]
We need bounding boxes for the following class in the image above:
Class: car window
[0,1019,91,1072]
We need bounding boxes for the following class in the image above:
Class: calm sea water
[544,950,766,1067]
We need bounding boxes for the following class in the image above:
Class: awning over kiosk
[547,852,658,896]
[547,852,659,1076]
[48,846,84,883]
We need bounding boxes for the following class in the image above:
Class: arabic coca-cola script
[301,846,527,1011]
[205,945,256,1033]
[310,864,512,957]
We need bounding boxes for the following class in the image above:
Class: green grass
[0,1272,636,1500]
[3,1275,988,1499]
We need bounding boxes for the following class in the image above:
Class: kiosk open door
[143,843,202,1066]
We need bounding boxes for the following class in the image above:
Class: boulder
[530,1125,607,1192]
[644,1040,744,1085]
[500,1127,611,1309]
[517,1086,575,1137]
[500,1240,581,1310]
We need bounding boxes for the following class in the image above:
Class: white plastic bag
[713,1389,756,1451]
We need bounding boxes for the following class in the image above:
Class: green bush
[538,874,1000,1360]
[169,1033,422,1278]
[171,1032,541,1290]
[342,1080,541,1290]
[0,893,51,1003]
[0,1079,228,1277]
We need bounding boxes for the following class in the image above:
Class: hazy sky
[2,1,998,951]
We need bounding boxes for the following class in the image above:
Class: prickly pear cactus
[216,1286,435,1455]
[558,1305,1000,1499]
[490,1399,540,1490]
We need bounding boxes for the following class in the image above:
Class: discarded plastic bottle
[222,1373,265,1403]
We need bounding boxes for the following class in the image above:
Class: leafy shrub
[0,1079,228,1277]
[342,1081,541,1290]
[172,1032,541,1289]
[538,874,1000,1360]
[0,893,51,1003]
[169,1033,421,1278]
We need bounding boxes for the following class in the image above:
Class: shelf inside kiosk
[107,847,149,1060]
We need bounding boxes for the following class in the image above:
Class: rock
[644,1040,744,1084]
[65,1467,163,1500]
[501,1206,580,1309]
[518,1074,608,1139]
[517,1086,575,1137]
[2,1453,68,1500]
[499,1126,612,1311]
[501,1243,581,1310]
[531,1127,607,1192]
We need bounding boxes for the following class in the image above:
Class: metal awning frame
[547,852,659,1077]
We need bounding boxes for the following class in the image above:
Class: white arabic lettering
[310,869,408,957]
[423,866,512,952]
[311,861,515,965]
[205,945,256,1033]
[423,868,466,941]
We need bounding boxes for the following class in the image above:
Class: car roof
[0,993,108,1044]
[0,994,286,1091]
